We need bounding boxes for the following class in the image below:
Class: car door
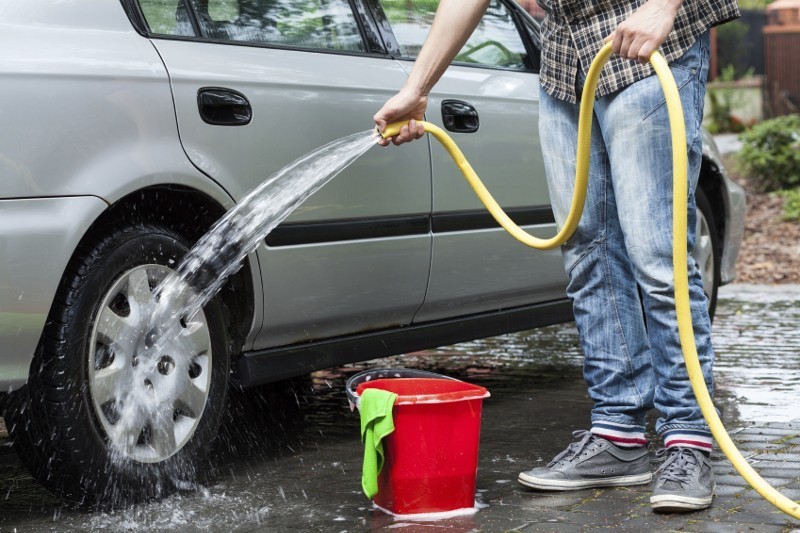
[138,0,433,348]
[376,0,568,323]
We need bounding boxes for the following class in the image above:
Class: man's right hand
[371,0,488,147]
[373,87,428,147]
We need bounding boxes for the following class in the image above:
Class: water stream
[104,129,379,464]
[154,129,379,324]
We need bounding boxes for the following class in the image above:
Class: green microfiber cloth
[359,387,398,499]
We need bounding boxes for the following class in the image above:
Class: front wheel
[7,223,229,507]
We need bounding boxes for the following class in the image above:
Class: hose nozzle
[378,120,413,139]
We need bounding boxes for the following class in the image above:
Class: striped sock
[591,421,647,448]
[662,430,714,453]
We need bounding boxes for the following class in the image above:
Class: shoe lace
[655,447,700,486]
[547,430,602,467]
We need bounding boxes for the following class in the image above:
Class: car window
[188,0,366,52]
[139,0,197,36]
[379,0,530,71]
[138,0,366,52]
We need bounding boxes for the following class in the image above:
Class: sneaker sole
[650,493,713,513]
[517,471,652,491]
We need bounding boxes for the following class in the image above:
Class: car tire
[693,188,721,320]
[6,222,229,507]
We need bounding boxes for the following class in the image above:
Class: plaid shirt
[537,0,740,103]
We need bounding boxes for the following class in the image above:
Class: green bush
[779,187,800,221]
[737,114,800,191]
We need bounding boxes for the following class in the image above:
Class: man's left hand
[606,0,682,63]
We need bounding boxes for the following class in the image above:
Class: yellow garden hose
[382,42,800,519]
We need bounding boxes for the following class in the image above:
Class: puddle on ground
[711,286,800,423]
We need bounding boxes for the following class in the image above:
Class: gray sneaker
[650,447,715,512]
[517,430,652,490]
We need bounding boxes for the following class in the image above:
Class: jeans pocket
[641,33,707,122]
[641,64,695,122]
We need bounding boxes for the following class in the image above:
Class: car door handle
[441,99,479,133]
[197,87,252,126]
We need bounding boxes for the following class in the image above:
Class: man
[374,0,739,513]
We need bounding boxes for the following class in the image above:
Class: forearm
[403,0,490,97]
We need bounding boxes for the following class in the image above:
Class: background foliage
[738,114,800,191]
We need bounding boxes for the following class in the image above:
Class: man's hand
[606,0,682,63]
[374,87,428,147]
[372,0,489,147]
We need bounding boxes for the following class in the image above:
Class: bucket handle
[345,368,460,410]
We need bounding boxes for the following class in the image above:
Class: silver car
[0,0,745,505]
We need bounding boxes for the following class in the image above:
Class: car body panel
[149,40,433,348]
[0,4,180,201]
[0,196,107,391]
[0,19,253,225]
[0,0,135,29]
[415,63,569,321]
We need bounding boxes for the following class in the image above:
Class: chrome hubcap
[88,265,212,463]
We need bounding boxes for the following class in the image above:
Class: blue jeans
[540,33,713,439]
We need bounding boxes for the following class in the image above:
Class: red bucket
[355,375,490,516]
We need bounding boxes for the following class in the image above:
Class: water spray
[98,131,378,464]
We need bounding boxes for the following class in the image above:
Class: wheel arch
[78,185,258,358]
[697,156,727,263]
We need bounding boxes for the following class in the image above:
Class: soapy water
[102,129,380,464]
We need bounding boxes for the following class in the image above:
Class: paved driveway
[1,284,800,531]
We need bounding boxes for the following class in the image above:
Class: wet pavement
[2,284,800,531]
